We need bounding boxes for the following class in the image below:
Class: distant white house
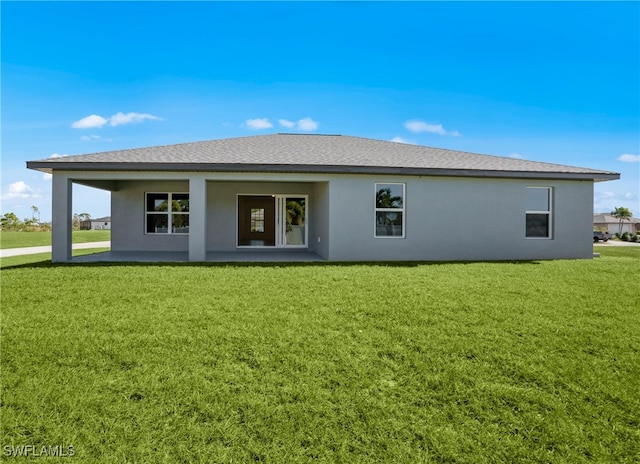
[27,134,620,263]
[80,216,111,231]
[593,213,640,235]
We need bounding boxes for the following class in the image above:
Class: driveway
[594,240,640,247]
[0,241,111,258]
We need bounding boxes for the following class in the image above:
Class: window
[145,193,189,234]
[525,187,552,238]
[375,183,405,238]
[250,208,265,233]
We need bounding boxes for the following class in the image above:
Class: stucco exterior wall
[100,171,593,261]
[313,182,330,259]
[111,180,190,252]
[111,179,322,253]
[204,181,317,252]
[326,175,593,261]
[89,220,111,230]
[594,222,639,235]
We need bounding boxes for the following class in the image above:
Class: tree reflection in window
[286,199,305,232]
[376,187,403,208]
[375,184,405,238]
[146,193,189,234]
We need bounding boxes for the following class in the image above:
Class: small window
[145,193,189,234]
[375,183,405,238]
[250,208,265,233]
[525,187,552,238]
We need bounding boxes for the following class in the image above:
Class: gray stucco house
[27,134,619,263]
[593,213,640,235]
[80,216,111,231]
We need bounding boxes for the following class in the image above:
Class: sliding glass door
[276,196,307,247]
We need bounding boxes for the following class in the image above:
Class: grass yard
[0,249,111,268]
[1,248,639,463]
[0,230,111,249]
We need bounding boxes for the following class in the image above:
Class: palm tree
[31,205,40,223]
[611,207,633,235]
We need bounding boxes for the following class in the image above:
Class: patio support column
[189,175,207,262]
[52,173,72,263]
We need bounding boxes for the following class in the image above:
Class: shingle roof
[594,214,640,223]
[26,133,619,181]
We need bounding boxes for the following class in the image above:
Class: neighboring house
[26,134,619,263]
[593,213,640,235]
[81,216,111,231]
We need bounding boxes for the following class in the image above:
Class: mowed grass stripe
[1,250,639,462]
[0,230,111,249]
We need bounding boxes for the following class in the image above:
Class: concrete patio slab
[72,250,324,263]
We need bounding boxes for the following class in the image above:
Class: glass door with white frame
[276,196,307,247]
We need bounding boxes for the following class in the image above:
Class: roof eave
[25,161,620,182]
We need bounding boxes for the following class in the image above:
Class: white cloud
[72,112,161,129]
[245,118,273,130]
[278,119,295,129]
[593,188,639,215]
[49,153,68,158]
[297,117,318,131]
[390,136,415,145]
[71,114,107,129]
[277,117,319,131]
[509,153,524,159]
[9,181,33,195]
[43,173,52,181]
[80,134,101,141]
[109,112,161,126]
[1,181,41,200]
[404,120,460,136]
[618,154,640,163]
[596,191,617,200]
[594,190,637,204]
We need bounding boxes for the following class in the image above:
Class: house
[26,134,619,263]
[593,213,640,235]
[80,216,112,231]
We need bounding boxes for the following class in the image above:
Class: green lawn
[1,248,638,463]
[0,230,111,249]
[0,248,111,268]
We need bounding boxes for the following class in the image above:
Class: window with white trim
[145,193,190,234]
[525,187,552,238]
[375,183,405,238]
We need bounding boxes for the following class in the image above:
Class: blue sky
[2,1,638,222]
